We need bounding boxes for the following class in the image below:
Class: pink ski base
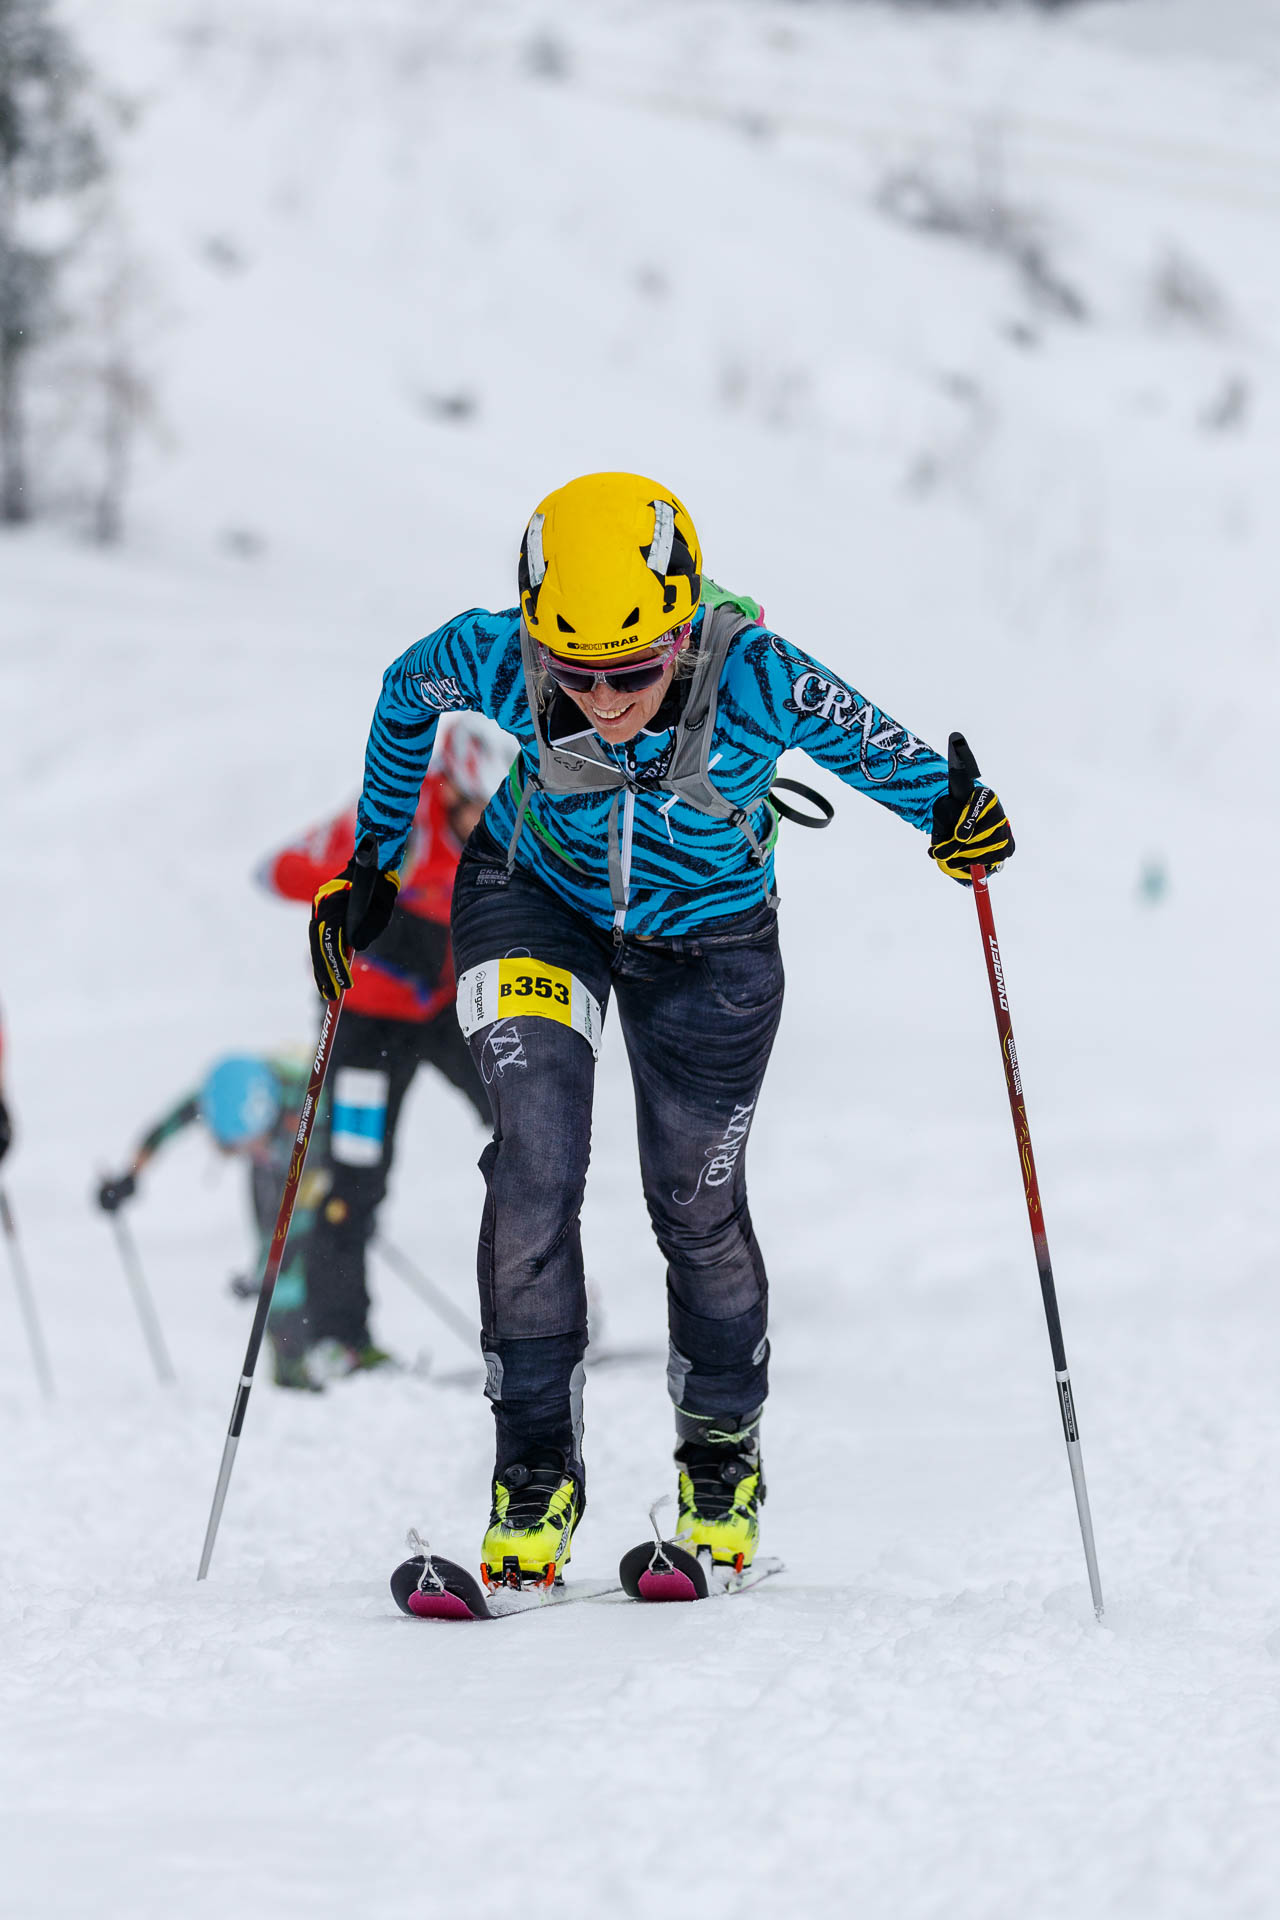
[637,1566,701,1602]
[406,1587,481,1621]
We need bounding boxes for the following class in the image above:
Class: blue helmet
[199,1057,282,1148]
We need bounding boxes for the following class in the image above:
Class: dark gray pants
[452,839,784,1487]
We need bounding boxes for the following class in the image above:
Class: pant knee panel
[329,1066,390,1168]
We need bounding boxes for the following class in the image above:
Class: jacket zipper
[613,784,636,938]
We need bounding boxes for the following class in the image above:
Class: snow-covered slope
[2,3,1278,1916]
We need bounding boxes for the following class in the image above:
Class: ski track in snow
[3,1,1280,1914]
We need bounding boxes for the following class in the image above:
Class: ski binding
[390,1532,617,1621]
[618,1499,784,1602]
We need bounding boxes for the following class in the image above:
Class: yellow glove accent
[930,785,1015,884]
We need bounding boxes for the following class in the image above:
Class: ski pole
[949,732,1104,1619]
[373,1234,478,1353]
[197,992,343,1579]
[110,1211,177,1386]
[0,1185,56,1400]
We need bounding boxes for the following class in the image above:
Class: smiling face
[560,661,677,742]
[549,634,689,744]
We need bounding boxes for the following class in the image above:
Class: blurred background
[2,3,1278,1916]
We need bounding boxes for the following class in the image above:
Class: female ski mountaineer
[308,471,1014,1593]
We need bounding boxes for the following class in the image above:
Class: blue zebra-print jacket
[356,595,951,939]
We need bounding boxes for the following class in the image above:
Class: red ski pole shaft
[197,992,343,1579]
[969,869,1064,1362]
[969,863,1104,1619]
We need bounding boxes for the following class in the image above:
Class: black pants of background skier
[269,1007,489,1359]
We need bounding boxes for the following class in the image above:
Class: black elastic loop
[768,778,835,829]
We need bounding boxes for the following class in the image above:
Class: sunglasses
[538,623,691,696]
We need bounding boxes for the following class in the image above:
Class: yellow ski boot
[675,1413,765,1571]
[480,1450,582,1592]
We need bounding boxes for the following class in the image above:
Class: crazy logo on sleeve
[410,672,467,710]
[787,664,926,783]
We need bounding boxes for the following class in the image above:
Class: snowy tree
[0,0,104,523]
[83,246,155,545]
[41,203,165,545]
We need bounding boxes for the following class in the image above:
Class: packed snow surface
[2,2,1279,1915]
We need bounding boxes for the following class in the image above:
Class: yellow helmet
[518,472,702,662]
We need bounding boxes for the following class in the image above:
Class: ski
[616,1498,783,1602]
[390,1535,619,1621]
[390,1508,785,1618]
[619,1537,784,1602]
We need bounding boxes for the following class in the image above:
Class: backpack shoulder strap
[666,601,759,807]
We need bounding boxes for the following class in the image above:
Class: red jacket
[261,775,463,1023]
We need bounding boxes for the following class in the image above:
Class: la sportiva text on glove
[98,1170,136,1213]
[308,833,401,1001]
[929,783,1014,883]
[930,734,1014,885]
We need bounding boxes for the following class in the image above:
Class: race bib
[456,958,602,1060]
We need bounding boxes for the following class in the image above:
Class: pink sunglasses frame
[537,622,692,692]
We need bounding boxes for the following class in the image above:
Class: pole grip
[947,729,981,802]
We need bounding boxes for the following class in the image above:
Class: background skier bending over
[308,471,1014,1591]
[96,1055,334,1381]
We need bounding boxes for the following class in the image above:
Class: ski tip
[390,1554,492,1621]
[637,1564,702,1602]
[619,1540,709,1602]
[620,1543,786,1601]
[406,1586,483,1621]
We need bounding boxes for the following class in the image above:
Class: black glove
[309,832,400,1001]
[0,1094,11,1165]
[929,732,1015,885]
[98,1170,137,1213]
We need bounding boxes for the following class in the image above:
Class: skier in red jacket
[258,717,504,1387]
